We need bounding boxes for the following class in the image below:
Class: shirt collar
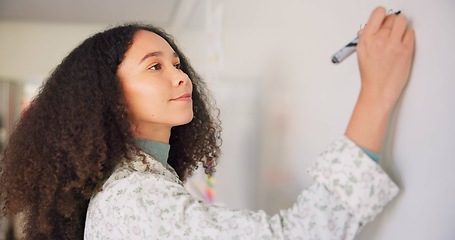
[133,138,170,167]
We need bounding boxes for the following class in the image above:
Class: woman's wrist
[359,84,400,112]
[345,90,394,153]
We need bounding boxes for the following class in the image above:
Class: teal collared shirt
[360,147,380,163]
[133,138,170,167]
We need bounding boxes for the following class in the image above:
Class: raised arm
[345,7,415,152]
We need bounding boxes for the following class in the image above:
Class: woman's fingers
[357,29,364,36]
[362,7,387,36]
[364,8,408,41]
[380,13,396,33]
[390,15,408,42]
[402,28,416,49]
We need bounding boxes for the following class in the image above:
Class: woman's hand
[345,7,415,153]
[357,7,415,110]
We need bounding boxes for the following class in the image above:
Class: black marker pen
[331,10,401,64]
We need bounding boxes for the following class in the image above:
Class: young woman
[0,7,414,239]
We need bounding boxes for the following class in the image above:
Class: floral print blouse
[84,136,399,239]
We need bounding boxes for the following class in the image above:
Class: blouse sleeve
[84,136,399,240]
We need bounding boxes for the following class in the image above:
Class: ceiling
[0,0,204,30]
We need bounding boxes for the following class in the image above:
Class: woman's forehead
[130,30,174,55]
[119,30,177,69]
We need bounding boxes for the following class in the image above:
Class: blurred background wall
[1,0,454,239]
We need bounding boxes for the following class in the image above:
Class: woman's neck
[131,123,171,144]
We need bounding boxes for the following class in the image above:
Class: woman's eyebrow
[138,51,179,65]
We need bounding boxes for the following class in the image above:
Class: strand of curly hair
[0,23,221,240]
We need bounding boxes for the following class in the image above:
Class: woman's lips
[171,93,192,101]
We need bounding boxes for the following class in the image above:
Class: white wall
[206,0,455,239]
[0,21,106,82]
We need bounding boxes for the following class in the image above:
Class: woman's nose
[172,69,191,86]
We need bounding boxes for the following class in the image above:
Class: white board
[212,0,455,239]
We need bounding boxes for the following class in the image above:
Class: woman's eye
[148,63,161,71]
[174,63,181,69]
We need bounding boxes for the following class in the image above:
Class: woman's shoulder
[85,153,186,239]
[94,152,182,195]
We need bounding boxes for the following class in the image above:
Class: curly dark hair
[0,23,221,239]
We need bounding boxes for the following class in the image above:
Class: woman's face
[117,30,193,142]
